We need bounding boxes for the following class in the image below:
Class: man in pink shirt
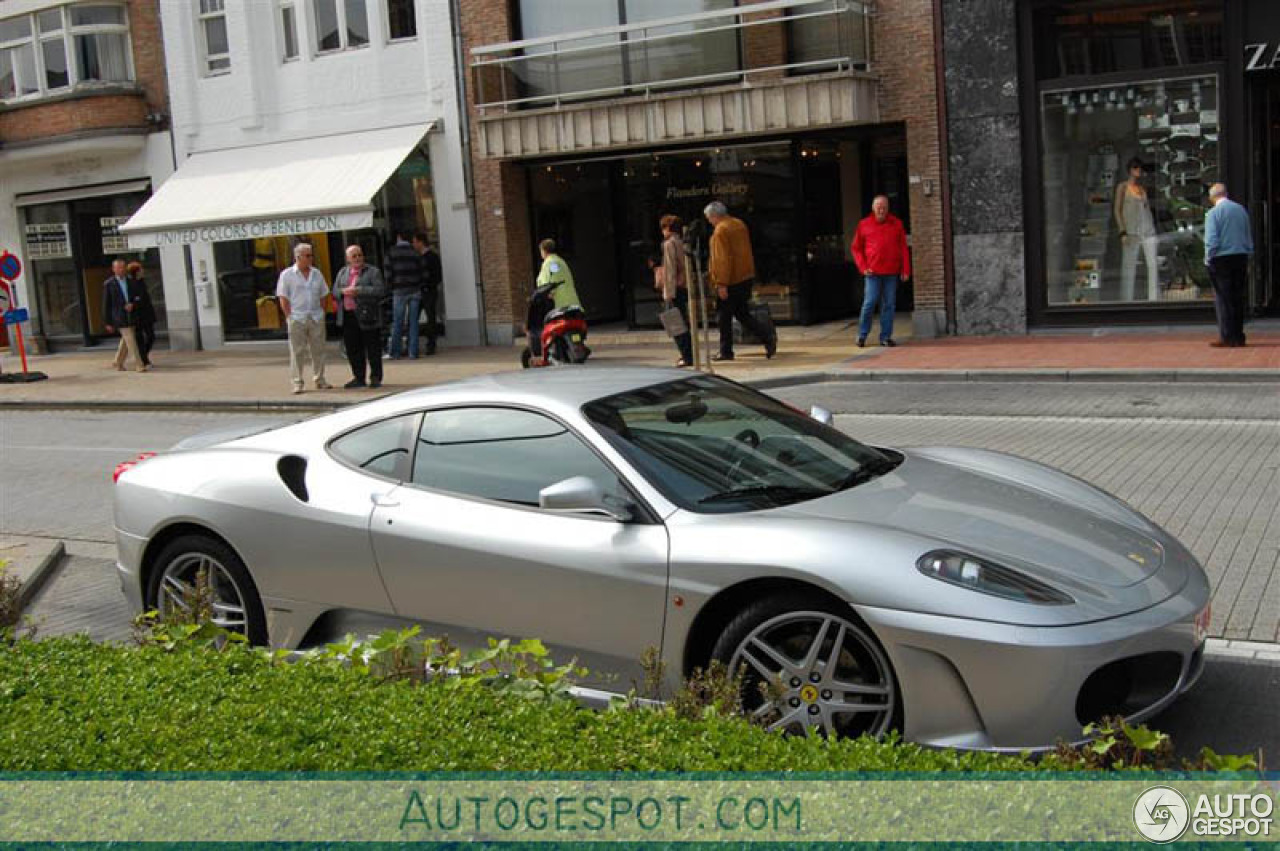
[851,195,911,347]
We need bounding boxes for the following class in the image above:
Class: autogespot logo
[1134,786,1190,843]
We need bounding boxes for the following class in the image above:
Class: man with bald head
[851,195,910,347]
[1203,183,1253,348]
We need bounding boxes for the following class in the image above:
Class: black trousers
[1208,254,1249,345]
[135,323,156,364]
[716,280,770,357]
[422,284,439,351]
[343,320,383,383]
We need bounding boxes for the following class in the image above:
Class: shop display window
[1040,74,1219,306]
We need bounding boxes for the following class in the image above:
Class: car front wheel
[711,594,899,739]
[147,533,267,645]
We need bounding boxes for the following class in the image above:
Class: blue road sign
[4,308,29,324]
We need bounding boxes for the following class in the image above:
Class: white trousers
[1120,236,1159,302]
[287,317,327,389]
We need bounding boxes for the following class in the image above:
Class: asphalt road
[2,381,1277,760]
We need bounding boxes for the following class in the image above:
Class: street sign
[4,308,29,324]
[0,251,20,280]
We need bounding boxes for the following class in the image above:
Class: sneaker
[881,338,897,347]
[344,378,366,389]
[291,386,304,395]
[856,337,866,348]
[315,380,332,390]
[711,352,735,362]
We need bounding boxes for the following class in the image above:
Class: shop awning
[120,123,435,249]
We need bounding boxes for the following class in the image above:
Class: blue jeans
[390,290,421,358]
[858,274,898,343]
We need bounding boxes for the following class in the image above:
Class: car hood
[778,448,1166,591]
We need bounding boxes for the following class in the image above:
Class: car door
[368,405,669,689]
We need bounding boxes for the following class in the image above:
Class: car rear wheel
[147,534,267,645]
[711,594,899,739]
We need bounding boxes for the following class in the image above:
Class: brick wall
[0,0,169,145]
[872,0,946,318]
[460,0,528,333]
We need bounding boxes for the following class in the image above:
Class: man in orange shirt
[851,195,911,347]
[703,201,776,361]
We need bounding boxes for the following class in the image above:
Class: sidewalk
[0,319,1277,409]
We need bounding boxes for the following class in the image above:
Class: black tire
[551,336,576,365]
[710,592,901,739]
[147,533,268,645]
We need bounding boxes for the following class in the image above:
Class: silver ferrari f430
[113,368,1210,750]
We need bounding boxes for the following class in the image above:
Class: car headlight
[916,550,1074,605]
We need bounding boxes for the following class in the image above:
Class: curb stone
[5,540,67,611]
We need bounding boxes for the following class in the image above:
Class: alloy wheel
[728,610,896,738]
[156,552,250,633]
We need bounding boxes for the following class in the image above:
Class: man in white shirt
[275,242,331,394]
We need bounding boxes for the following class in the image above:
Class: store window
[1041,76,1219,305]
[617,142,800,325]
[313,0,368,53]
[212,149,439,342]
[1,3,132,102]
[21,190,166,345]
[515,0,738,104]
[1034,1,1223,308]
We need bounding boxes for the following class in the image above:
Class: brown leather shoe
[1209,340,1231,348]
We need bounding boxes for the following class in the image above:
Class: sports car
[113,368,1210,750]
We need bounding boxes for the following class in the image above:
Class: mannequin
[1114,157,1159,301]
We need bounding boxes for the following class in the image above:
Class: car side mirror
[810,405,833,426]
[539,476,634,522]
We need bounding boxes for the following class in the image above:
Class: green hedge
[0,637,1038,773]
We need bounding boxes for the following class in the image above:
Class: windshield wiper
[837,458,898,491]
[698,484,831,506]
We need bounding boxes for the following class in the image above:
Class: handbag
[657,302,688,338]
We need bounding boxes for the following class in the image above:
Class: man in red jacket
[851,195,911,347]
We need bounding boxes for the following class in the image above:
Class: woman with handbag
[655,214,693,367]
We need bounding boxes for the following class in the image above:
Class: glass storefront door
[21,190,164,347]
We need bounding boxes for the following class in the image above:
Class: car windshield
[582,376,899,513]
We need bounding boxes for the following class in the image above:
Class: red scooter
[520,280,589,368]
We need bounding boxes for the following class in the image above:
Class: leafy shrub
[0,637,1033,773]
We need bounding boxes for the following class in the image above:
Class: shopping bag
[658,303,688,338]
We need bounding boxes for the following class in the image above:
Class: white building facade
[126,0,482,348]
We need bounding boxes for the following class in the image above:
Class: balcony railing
[470,0,872,113]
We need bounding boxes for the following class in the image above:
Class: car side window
[329,413,417,480]
[411,407,623,507]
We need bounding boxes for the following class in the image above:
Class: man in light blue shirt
[1203,183,1253,347]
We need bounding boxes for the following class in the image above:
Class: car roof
[384,366,698,410]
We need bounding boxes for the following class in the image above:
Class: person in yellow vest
[535,239,581,311]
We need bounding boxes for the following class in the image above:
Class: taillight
[113,451,156,483]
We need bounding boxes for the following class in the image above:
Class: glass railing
[471,0,871,112]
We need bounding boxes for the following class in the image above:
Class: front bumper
[858,571,1210,750]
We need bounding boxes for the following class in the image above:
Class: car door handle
[370,492,399,508]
